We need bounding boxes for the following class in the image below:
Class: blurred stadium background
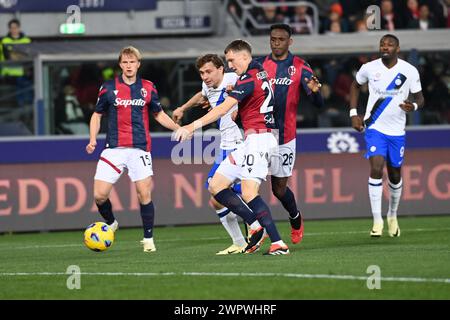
[0,0,449,301]
[0,0,449,232]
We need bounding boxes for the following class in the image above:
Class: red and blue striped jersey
[228,59,276,135]
[256,52,315,144]
[95,75,162,152]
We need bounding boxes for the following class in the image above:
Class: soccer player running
[86,46,180,252]
[172,54,247,255]
[175,40,289,255]
[255,23,323,245]
[349,34,424,237]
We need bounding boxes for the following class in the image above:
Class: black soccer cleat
[244,227,266,253]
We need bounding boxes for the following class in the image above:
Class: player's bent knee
[136,190,151,204]
[208,182,221,196]
[94,192,108,205]
[241,190,258,203]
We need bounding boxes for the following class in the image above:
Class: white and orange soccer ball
[84,222,114,252]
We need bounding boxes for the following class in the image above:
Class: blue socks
[214,189,257,225]
[96,199,115,225]
[275,187,299,219]
[247,196,281,242]
[140,201,155,238]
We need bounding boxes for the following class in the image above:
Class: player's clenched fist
[86,141,97,154]
[351,115,365,132]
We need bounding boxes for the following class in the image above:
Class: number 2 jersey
[356,58,422,136]
[201,72,243,150]
[228,59,276,135]
[95,75,162,152]
[256,52,318,145]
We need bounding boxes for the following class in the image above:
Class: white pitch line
[0,271,448,284]
[0,227,449,251]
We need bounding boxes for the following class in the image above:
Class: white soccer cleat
[387,217,401,237]
[140,238,156,252]
[370,222,384,237]
[109,220,119,232]
[216,244,246,255]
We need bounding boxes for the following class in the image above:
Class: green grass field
[0,215,449,300]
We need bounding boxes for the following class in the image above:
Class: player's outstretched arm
[174,96,237,141]
[155,110,181,131]
[349,80,364,132]
[172,91,207,123]
[86,112,102,154]
[399,91,425,112]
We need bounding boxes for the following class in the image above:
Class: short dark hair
[8,19,20,28]
[196,54,225,70]
[381,34,399,46]
[270,23,292,37]
[224,39,252,55]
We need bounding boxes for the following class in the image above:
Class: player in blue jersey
[176,40,290,255]
[350,34,424,237]
[172,54,247,255]
[255,23,323,245]
[86,46,180,252]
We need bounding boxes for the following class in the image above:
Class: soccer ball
[84,222,114,252]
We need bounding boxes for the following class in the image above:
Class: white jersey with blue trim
[202,72,243,150]
[356,58,422,136]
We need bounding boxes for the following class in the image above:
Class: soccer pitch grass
[0,216,449,300]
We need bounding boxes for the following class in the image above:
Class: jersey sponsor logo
[264,114,275,124]
[374,88,404,96]
[256,71,268,80]
[114,98,146,107]
[270,77,293,86]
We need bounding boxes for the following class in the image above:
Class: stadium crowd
[228,0,450,34]
[0,0,449,135]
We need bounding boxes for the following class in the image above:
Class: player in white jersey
[350,34,424,237]
[172,54,247,255]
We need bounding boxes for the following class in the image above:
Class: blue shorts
[205,148,241,194]
[365,129,405,168]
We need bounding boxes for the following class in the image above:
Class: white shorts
[94,148,153,184]
[216,132,279,184]
[270,139,296,178]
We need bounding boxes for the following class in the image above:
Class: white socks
[388,179,402,218]
[217,209,247,247]
[368,177,383,224]
[368,177,403,222]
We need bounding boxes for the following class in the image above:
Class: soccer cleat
[109,220,119,232]
[290,216,304,244]
[244,227,267,253]
[140,238,156,252]
[370,222,384,237]
[216,244,246,255]
[263,243,290,255]
[245,223,251,243]
[387,217,401,237]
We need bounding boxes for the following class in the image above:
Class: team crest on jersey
[256,71,268,80]
[140,88,147,98]
[288,66,296,76]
